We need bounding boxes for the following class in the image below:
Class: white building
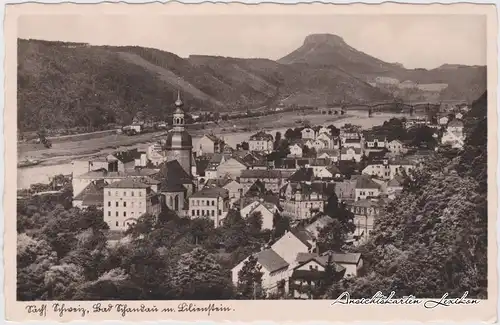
[104,178,161,231]
[240,199,278,230]
[188,187,230,227]
[288,143,303,158]
[249,131,274,153]
[301,127,316,140]
[354,175,381,201]
[387,140,406,155]
[441,119,465,149]
[341,147,362,162]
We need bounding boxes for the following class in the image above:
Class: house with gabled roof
[197,133,225,155]
[240,169,284,194]
[321,251,363,277]
[353,175,381,201]
[72,179,107,209]
[249,131,274,153]
[290,252,346,299]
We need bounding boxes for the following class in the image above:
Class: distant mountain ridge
[278,33,486,103]
[18,35,486,131]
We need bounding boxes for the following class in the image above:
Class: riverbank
[17,111,410,189]
[18,111,352,166]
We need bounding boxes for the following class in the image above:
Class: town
[17,91,469,300]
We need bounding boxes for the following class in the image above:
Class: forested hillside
[327,92,488,298]
[18,38,390,132]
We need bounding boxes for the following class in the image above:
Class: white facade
[249,140,273,153]
[438,116,449,125]
[301,128,316,140]
[288,144,303,157]
[341,148,362,162]
[355,187,380,201]
[104,186,160,231]
[387,140,406,155]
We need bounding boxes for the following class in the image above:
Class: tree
[238,141,249,151]
[247,211,263,234]
[170,247,235,299]
[328,125,340,137]
[237,255,265,299]
[273,132,282,150]
[272,211,290,239]
[316,194,356,253]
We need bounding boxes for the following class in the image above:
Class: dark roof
[290,229,313,249]
[387,175,405,187]
[195,159,210,176]
[255,249,289,273]
[159,160,193,192]
[74,179,106,206]
[354,175,380,189]
[318,149,340,157]
[113,149,143,163]
[322,251,362,265]
[250,131,273,141]
[165,130,193,149]
[240,169,282,179]
[289,168,315,182]
[190,186,229,199]
[203,134,223,143]
[364,134,386,142]
[106,178,151,189]
[294,253,346,274]
[246,180,266,196]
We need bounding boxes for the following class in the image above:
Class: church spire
[175,90,183,109]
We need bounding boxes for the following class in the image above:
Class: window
[108,211,111,217]
[116,202,119,207]
[123,212,126,217]
[124,191,127,196]
[108,201,111,207]
[115,191,118,196]
[192,210,195,216]
[131,191,134,197]
[116,212,119,217]
[219,209,222,215]
[108,191,111,196]
[196,210,200,216]
[211,210,215,217]
[139,191,142,197]
[123,202,127,207]
[196,200,200,206]
[212,200,215,206]
[202,200,205,206]
[116,221,119,226]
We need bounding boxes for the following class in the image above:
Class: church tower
[165,91,193,176]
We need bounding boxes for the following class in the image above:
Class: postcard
[5,2,498,322]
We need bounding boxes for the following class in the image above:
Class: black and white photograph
[9,3,494,319]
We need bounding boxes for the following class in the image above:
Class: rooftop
[255,249,289,273]
[250,131,273,141]
[106,178,151,189]
[240,169,282,179]
[190,186,229,199]
[354,175,380,189]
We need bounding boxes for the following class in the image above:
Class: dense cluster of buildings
[69,93,468,297]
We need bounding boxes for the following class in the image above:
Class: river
[17,112,409,189]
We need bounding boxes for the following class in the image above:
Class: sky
[18,14,486,69]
